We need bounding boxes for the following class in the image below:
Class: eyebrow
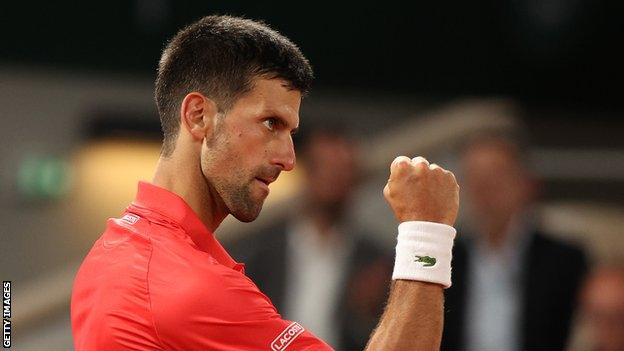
[271,114,299,135]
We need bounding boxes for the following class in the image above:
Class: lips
[254,173,279,196]
[255,177,273,186]
[254,168,280,195]
[254,178,271,196]
[255,171,279,186]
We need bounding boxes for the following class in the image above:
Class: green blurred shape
[17,155,71,199]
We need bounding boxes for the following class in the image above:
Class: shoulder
[526,231,589,289]
[148,236,261,297]
[530,231,587,264]
[145,255,330,349]
[150,258,277,320]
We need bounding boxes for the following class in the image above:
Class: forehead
[231,77,302,124]
[306,134,353,155]
[462,140,521,167]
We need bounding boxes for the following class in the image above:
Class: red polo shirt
[71,181,332,351]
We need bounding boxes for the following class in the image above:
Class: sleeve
[151,265,334,351]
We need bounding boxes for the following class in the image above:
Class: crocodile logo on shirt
[414,255,436,267]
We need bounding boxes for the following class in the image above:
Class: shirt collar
[468,211,534,274]
[131,181,242,271]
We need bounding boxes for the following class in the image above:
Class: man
[71,15,460,350]
[441,133,587,351]
[579,265,624,351]
[227,127,393,350]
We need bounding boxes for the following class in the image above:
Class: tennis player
[71,15,459,351]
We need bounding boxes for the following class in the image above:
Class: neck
[306,203,345,239]
[481,211,523,250]
[484,228,508,250]
[152,152,228,233]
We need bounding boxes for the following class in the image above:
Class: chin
[230,203,264,223]
[232,211,260,223]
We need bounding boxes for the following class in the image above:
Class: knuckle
[391,156,411,169]
[413,162,428,173]
[392,161,410,175]
[411,156,430,165]
[407,168,423,181]
[445,170,457,182]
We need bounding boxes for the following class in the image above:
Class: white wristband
[392,221,457,288]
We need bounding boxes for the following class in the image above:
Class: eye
[263,118,277,131]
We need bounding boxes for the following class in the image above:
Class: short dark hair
[294,120,352,156]
[460,128,533,170]
[155,15,314,156]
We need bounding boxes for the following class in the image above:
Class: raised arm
[365,156,460,351]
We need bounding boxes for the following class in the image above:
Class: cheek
[240,128,266,150]
[230,130,269,173]
[238,129,270,162]
[204,133,241,176]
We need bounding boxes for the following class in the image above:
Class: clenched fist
[383,156,459,226]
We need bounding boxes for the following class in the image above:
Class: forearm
[365,280,444,351]
[363,155,457,351]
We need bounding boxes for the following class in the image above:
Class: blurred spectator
[442,132,588,351]
[579,265,624,351]
[226,127,392,351]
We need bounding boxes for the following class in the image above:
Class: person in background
[579,265,624,351]
[227,127,393,351]
[442,132,588,351]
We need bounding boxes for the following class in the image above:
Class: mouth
[255,174,277,186]
[254,177,275,194]
[255,177,270,186]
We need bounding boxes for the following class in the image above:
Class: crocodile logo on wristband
[414,255,436,267]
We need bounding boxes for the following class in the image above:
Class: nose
[270,135,296,172]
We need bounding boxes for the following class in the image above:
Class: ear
[179,92,219,141]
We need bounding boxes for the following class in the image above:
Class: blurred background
[1,1,623,350]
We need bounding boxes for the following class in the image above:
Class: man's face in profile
[303,133,358,210]
[200,77,301,222]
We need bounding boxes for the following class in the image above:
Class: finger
[391,156,412,174]
[429,163,444,171]
[411,156,430,166]
[444,169,457,180]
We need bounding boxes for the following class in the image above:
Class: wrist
[392,221,456,288]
